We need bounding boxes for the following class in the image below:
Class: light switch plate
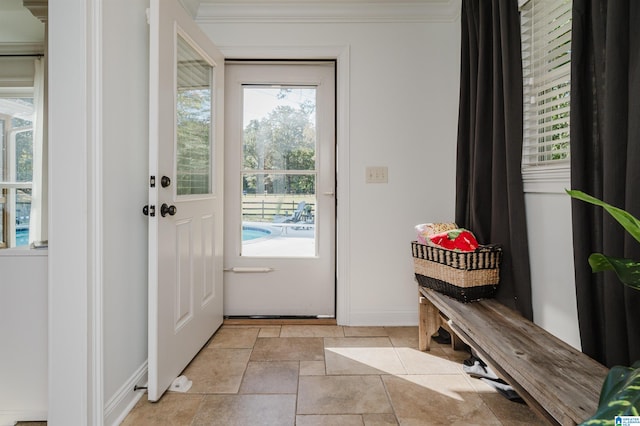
[366,166,388,183]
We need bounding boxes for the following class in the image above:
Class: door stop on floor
[169,375,192,393]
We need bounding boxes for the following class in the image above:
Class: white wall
[49,0,149,424]
[48,0,95,422]
[525,186,582,349]
[197,18,461,325]
[0,250,48,425]
[194,8,583,345]
[101,0,150,421]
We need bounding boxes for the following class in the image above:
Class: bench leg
[439,320,466,351]
[419,294,439,351]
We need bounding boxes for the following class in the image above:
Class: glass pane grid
[176,34,212,196]
[240,86,318,257]
[0,97,34,248]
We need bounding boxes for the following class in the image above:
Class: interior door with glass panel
[224,62,335,317]
[147,0,224,401]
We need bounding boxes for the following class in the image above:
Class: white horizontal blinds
[521,0,572,168]
[176,34,212,196]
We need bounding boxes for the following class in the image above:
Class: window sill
[0,246,48,257]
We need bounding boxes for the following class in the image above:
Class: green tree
[176,89,210,195]
[242,100,316,195]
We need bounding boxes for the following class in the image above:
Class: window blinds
[521,0,572,168]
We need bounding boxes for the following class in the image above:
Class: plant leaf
[588,253,640,290]
[567,190,640,245]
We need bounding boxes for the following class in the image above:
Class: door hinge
[150,175,156,188]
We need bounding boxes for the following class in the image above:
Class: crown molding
[23,0,48,23]
[196,0,460,23]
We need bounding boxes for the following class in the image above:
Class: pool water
[242,226,271,241]
[16,228,29,247]
[15,226,270,245]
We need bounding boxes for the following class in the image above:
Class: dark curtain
[455,0,533,319]
[570,0,640,367]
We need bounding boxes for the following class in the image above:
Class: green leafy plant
[568,190,640,425]
[567,189,640,291]
[581,361,640,424]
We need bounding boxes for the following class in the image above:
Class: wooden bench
[418,286,609,426]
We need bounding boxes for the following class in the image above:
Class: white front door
[224,62,336,317]
[147,0,224,401]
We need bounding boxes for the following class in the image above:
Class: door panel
[148,0,224,401]
[224,63,335,317]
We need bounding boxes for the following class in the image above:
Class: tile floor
[122,325,547,425]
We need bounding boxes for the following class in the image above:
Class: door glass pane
[176,34,212,196]
[241,87,317,257]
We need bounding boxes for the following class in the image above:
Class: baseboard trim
[347,309,418,326]
[224,318,337,326]
[104,361,148,426]
[0,410,47,426]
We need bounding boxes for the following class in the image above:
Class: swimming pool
[242,225,272,241]
[16,228,29,247]
[15,226,271,245]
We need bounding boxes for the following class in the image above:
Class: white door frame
[48,0,103,424]
[220,45,351,324]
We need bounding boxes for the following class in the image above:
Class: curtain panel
[570,0,640,367]
[455,0,533,319]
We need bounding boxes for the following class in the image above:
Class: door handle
[161,176,171,188]
[224,267,274,273]
[160,203,177,217]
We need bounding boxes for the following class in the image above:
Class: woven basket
[411,241,502,302]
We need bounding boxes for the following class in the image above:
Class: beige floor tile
[441,346,473,364]
[395,347,463,375]
[297,375,393,415]
[324,337,406,375]
[296,414,364,426]
[300,360,326,376]
[120,326,543,426]
[258,326,281,337]
[362,413,399,426]
[463,375,546,424]
[239,361,299,394]
[464,374,502,394]
[207,327,259,348]
[343,326,388,337]
[191,394,296,426]
[250,337,324,361]
[480,392,548,425]
[324,337,393,348]
[280,325,345,337]
[183,348,251,394]
[384,326,419,348]
[121,393,203,426]
[382,374,502,425]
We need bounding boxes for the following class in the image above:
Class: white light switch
[366,166,388,184]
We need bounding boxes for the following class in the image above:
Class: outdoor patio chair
[273,201,306,224]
